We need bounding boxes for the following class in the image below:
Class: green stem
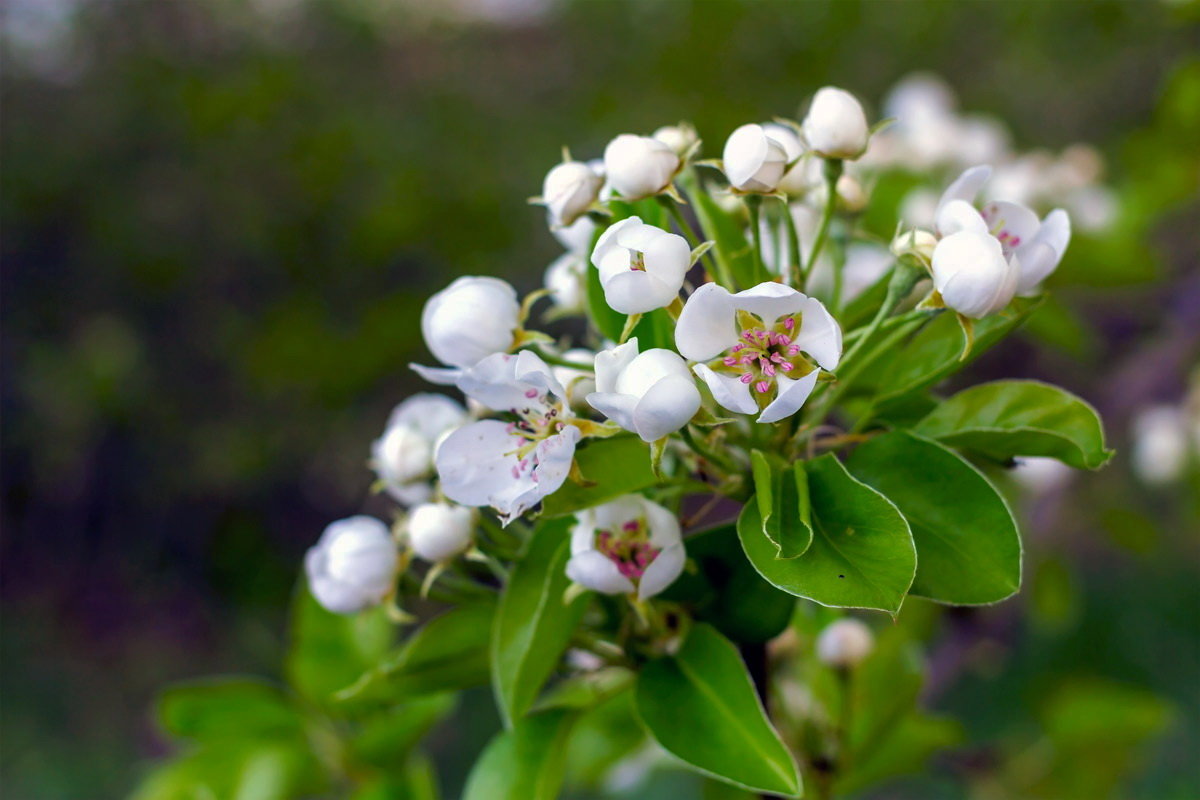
[746,195,767,285]
[660,194,728,290]
[525,345,593,371]
[679,425,739,474]
[808,158,843,285]
[675,169,737,291]
[782,195,804,289]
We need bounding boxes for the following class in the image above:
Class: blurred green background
[2,0,1198,797]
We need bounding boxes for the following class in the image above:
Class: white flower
[1011,456,1073,495]
[437,351,581,523]
[723,123,795,193]
[676,282,841,424]
[406,502,475,562]
[587,338,701,442]
[816,618,874,668]
[652,123,699,156]
[937,165,1071,295]
[591,216,690,314]
[553,213,599,254]
[413,276,521,384]
[603,134,680,200]
[304,516,398,614]
[1131,405,1190,486]
[553,348,597,409]
[371,393,469,504]
[544,252,587,314]
[931,228,1019,319]
[802,87,869,160]
[565,494,685,600]
[542,160,604,228]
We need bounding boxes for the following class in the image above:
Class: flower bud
[588,339,701,442]
[542,160,604,228]
[816,618,874,668]
[652,123,699,156]
[814,173,869,213]
[421,276,520,368]
[931,230,1018,318]
[372,394,468,505]
[603,134,680,200]
[407,502,475,562]
[544,252,587,314]
[802,87,870,160]
[305,516,398,614]
[1131,405,1190,486]
[591,217,690,314]
[890,228,938,262]
[723,123,792,193]
[552,213,599,254]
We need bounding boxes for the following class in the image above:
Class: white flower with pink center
[590,216,691,315]
[565,495,685,600]
[937,165,1071,295]
[675,282,842,424]
[436,351,581,524]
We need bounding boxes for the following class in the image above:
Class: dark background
[2,0,1198,796]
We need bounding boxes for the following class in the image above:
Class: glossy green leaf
[492,518,589,726]
[335,602,494,708]
[914,379,1113,469]
[461,709,578,800]
[661,525,795,644]
[634,624,801,797]
[541,436,658,517]
[738,454,915,614]
[158,678,302,743]
[285,583,392,705]
[750,451,813,559]
[847,431,1022,604]
[349,694,457,771]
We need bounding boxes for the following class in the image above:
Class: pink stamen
[740,373,754,384]
[524,388,538,399]
[780,362,794,371]
[784,317,795,330]
[755,380,770,393]
[723,356,738,366]
[764,364,776,377]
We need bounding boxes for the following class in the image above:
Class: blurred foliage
[1,0,1198,798]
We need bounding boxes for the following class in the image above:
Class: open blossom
[587,338,701,442]
[406,502,475,562]
[371,393,469,505]
[676,282,842,423]
[931,226,1019,319]
[802,87,869,160]
[591,216,690,314]
[565,495,685,600]
[816,618,874,668]
[603,134,680,200]
[541,159,604,228]
[413,276,521,384]
[436,351,580,524]
[938,165,1072,294]
[723,123,797,193]
[305,516,398,614]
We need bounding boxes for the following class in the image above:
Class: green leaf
[661,525,795,644]
[157,678,302,743]
[336,602,495,708]
[541,436,658,517]
[846,431,1022,605]
[679,170,755,289]
[349,694,457,771]
[634,624,801,797]
[857,296,1042,403]
[914,379,1113,469]
[492,518,589,726]
[737,454,915,614]
[284,583,393,705]
[461,709,578,800]
[751,451,813,559]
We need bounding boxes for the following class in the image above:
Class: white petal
[638,543,685,600]
[592,216,641,269]
[587,391,638,432]
[410,363,463,385]
[694,363,757,416]
[436,420,526,508]
[570,515,597,554]
[980,200,1040,252]
[937,164,992,215]
[675,282,737,361]
[935,199,988,237]
[758,369,819,424]
[724,124,770,188]
[528,427,581,503]
[389,393,469,441]
[593,338,640,394]
[792,294,843,370]
[642,499,682,548]
[566,550,635,595]
[602,270,677,314]
[615,348,692,397]
[591,494,650,532]
[632,375,701,441]
[308,575,371,614]
[642,229,691,288]
[730,281,806,324]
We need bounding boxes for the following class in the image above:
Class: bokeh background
[2,0,1198,797]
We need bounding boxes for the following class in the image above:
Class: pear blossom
[1131,405,1191,486]
[603,134,680,200]
[723,123,796,193]
[802,87,870,160]
[565,494,685,600]
[413,276,521,384]
[544,251,587,315]
[371,393,469,504]
[937,165,1072,294]
[553,213,599,254]
[652,123,699,156]
[587,338,701,442]
[931,227,1019,319]
[436,351,581,523]
[541,159,604,228]
[305,516,398,614]
[591,216,690,314]
[816,618,874,668]
[552,348,598,409]
[406,502,475,562]
[676,282,841,423]
[1011,456,1073,495]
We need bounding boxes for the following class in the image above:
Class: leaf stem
[746,195,767,285]
[782,195,804,289]
[808,158,843,286]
